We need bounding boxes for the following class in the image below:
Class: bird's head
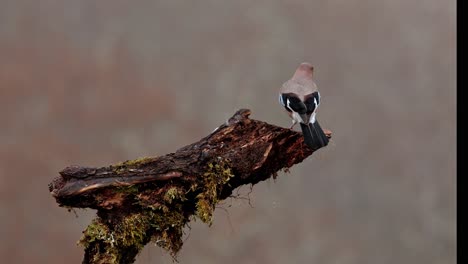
[293,62,314,79]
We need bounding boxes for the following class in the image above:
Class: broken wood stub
[48,109,331,264]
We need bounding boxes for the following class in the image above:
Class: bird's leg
[290,119,298,129]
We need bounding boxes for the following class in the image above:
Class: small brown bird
[279,62,329,150]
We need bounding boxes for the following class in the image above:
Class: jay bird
[279,62,329,150]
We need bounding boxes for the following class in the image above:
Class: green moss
[164,187,187,204]
[80,208,187,262]
[150,210,186,254]
[80,218,111,248]
[116,213,150,247]
[195,158,234,225]
[115,185,139,195]
[114,157,153,167]
[112,157,153,174]
[88,242,119,264]
[80,157,235,262]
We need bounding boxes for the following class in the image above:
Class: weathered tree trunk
[48,109,331,264]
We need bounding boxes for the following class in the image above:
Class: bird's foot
[290,121,297,130]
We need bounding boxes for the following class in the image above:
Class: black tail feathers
[300,120,329,150]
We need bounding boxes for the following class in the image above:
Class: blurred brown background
[0,1,456,263]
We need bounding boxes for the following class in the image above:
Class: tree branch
[48,109,332,264]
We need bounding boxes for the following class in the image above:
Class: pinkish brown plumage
[281,62,318,102]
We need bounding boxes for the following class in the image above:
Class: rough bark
[48,109,332,264]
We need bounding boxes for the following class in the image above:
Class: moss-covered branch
[48,109,332,264]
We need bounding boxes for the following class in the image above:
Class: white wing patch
[292,111,303,124]
[310,112,316,124]
[286,98,293,112]
[287,99,304,123]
